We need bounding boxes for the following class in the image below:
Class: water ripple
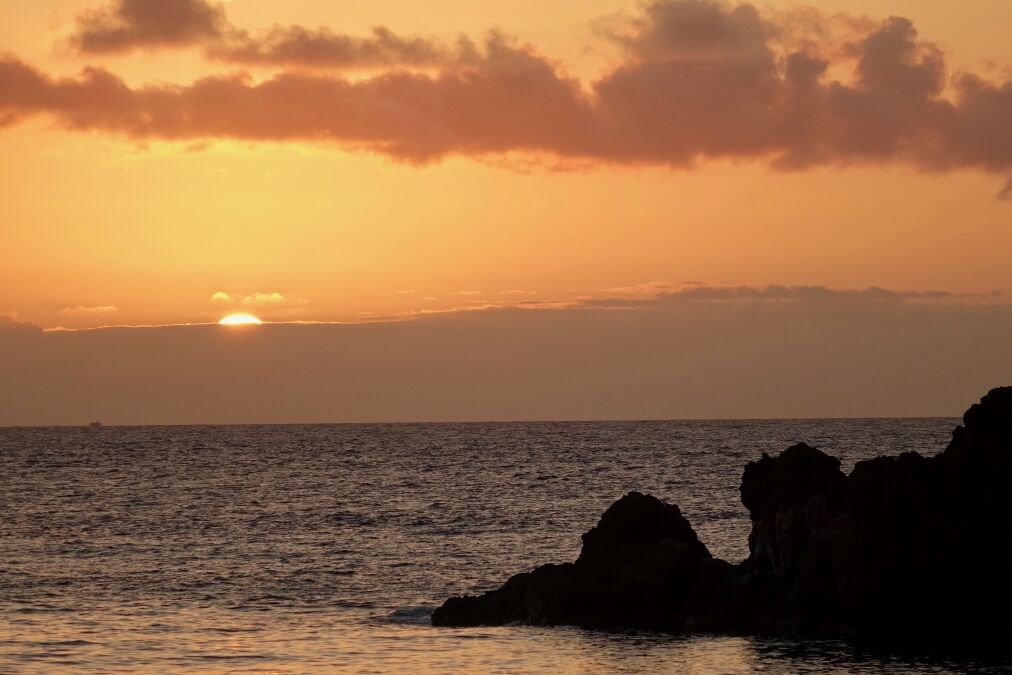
[4,420,1009,672]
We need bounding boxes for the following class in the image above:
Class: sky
[1,0,1010,422]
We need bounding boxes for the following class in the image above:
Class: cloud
[658,284,952,303]
[0,315,42,335]
[69,0,229,53]
[2,287,1011,424]
[211,291,306,306]
[0,34,591,162]
[242,292,288,305]
[209,26,478,70]
[383,283,966,317]
[568,283,956,310]
[3,1,1008,188]
[59,305,120,315]
[68,0,478,69]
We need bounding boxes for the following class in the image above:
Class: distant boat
[89,421,103,428]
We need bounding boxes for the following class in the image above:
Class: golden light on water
[218,314,263,326]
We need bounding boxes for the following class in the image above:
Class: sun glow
[219,313,263,326]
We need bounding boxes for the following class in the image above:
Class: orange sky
[1,0,1011,330]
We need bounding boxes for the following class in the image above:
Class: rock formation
[432,387,1012,637]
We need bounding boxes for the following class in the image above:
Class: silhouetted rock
[433,387,1012,638]
[740,443,847,575]
[432,492,739,630]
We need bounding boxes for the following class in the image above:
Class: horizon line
[0,414,963,429]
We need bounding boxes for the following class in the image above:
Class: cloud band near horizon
[3,282,1011,424]
[3,283,1002,334]
[1,0,1010,189]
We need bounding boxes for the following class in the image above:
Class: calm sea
[3,419,1010,673]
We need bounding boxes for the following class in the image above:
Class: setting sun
[218,313,263,326]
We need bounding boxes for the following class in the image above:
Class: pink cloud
[0,1,1003,190]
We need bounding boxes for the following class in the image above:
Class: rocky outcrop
[433,387,1012,637]
[432,492,742,630]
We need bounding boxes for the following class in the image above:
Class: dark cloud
[570,284,952,310]
[617,0,773,64]
[69,0,478,69]
[0,36,594,160]
[4,1,1007,187]
[0,316,42,335]
[2,291,1010,424]
[209,26,479,69]
[665,284,952,302]
[70,0,228,53]
[0,318,43,366]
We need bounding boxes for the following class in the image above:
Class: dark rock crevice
[433,387,1012,637]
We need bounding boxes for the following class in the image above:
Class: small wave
[335,600,377,609]
[325,568,356,576]
[330,511,384,528]
[384,605,434,624]
[184,653,272,662]
[13,605,75,614]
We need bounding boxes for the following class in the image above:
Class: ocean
[3,419,1010,673]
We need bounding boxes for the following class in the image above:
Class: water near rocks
[3,420,1009,672]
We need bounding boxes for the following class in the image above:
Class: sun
[218,313,263,326]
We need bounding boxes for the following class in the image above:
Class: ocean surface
[3,418,1011,673]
